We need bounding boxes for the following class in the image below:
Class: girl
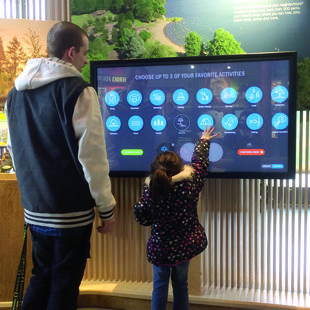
[133,125,217,310]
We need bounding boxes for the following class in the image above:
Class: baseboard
[79,281,310,310]
[0,302,12,310]
[2,281,308,310]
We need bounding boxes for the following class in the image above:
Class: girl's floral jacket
[134,139,210,266]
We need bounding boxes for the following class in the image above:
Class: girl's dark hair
[47,21,88,58]
[149,151,183,203]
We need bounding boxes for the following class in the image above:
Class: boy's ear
[65,46,75,61]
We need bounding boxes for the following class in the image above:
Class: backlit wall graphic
[165,0,309,58]
[0,19,58,145]
[71,0,309,111]
[71,0,310,61]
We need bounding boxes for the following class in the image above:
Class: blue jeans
[21,224,92,310]
[152,261,190,310]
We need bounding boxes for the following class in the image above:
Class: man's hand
[97,218,116,234]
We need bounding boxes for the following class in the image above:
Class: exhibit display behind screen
[90,52,297,179]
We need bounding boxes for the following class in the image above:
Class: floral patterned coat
[133,139,210,266]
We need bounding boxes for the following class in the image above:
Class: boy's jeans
[22,224,92,310]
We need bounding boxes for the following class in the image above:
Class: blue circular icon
[173,89,189,105]
[222,114,238,131]
[105,91,120,107]
[271,85,288,103]
[196,88,213,105]
[180,142,195,162]
[127,90,142,106]
[209,142,223,162]
[197,114,214,130]
[272,113,288,130]
[128,115,144,132]
[174,114,190,131]
[221,87,237,104]
[151,115,167,131]
[106,116,121,132]
[150,89,165,106]
[245,86,263,104]
[246,113,264,130]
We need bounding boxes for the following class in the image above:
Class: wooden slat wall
[84,177,153,283]
[201,111,309,294]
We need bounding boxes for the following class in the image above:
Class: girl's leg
[152,264,170,310]
[171,261,190,310]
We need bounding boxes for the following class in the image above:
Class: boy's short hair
[47,21,88,58]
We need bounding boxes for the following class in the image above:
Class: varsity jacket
[5,58,116,228]
[134,139,209,266]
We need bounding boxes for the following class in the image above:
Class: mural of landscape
[71,0,310,110]
[0,19,57,147]
[0,19,57,103]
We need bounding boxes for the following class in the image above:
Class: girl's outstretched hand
[201,125,217,140]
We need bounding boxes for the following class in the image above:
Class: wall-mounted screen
[90,52,297,179]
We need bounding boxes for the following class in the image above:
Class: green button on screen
[121,149,144,156]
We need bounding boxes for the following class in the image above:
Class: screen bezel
[90,52,297,179]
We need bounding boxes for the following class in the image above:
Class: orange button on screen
[238,149,265,156]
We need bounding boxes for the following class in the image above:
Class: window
[0,0,46,20]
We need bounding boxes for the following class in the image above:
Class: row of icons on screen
[104,85,288,107]
[105,112,289,132]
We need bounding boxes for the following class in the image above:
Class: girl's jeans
[152,261,190,310]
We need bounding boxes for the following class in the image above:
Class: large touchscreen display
[91,52,296,178]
